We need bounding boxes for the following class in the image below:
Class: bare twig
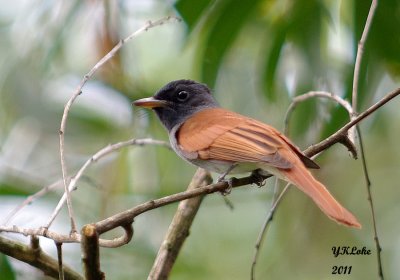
[285,91,353,130]
[58,16,181,234]
[0,235,83,280]
[148,169,213,280]
[284,90,357,154]
[357,126,383,280]
[351,0,384,278]
[352,0,378,110]
[81,224,105,280]
[251,182,290,280]
[304,87,400,157]
[94,175,255,236]
[0,225,80,243]
[46,138,170,229]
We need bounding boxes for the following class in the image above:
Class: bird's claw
[250,169,270,187]
[218,177,237,196]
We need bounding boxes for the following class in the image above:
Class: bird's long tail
[279,162,361,228]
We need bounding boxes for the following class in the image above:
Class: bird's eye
[176,90,189,102]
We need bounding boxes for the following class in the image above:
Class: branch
[94,175,255,236]
[148,169,212,280]
[304,87,400,157]
[284,91,357,157]
[0,235,83,280]
[58,16,181,234]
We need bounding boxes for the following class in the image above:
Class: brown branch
[148,169,213,280]
[284,91,357,158]
[81,224,105,280]
[0,235,83,280]
[94,175,255,235]
[304,87,400,157]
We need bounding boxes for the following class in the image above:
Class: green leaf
[0,182,33,196]
[174,0,213,32]
[262,23,287,101]
[0,254,16,280]
[261,0,329,101]
[200,0,263,87]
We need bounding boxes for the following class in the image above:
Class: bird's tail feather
[279,163,361,228]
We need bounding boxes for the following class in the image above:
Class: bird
[133,79,361,228]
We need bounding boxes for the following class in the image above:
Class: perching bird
[133,79,361,228]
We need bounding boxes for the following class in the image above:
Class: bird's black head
[133,79,219,131]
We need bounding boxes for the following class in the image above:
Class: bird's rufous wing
[177,108,313,169]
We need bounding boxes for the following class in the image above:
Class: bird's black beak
[132,97,168,109]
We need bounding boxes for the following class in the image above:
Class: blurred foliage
[0,0,399,279]
[175,0,400,139]
[0,254,16,280]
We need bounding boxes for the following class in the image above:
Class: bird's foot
[250,169,271,187]
[218,177,237,196]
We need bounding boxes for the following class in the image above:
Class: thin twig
[0,223,132,248]
[251,179,289,280]
[94,175,255,236]
[285,91,353,129]
[304,87,400,157]
[352,0,378,110]
[350,0,383,278]
[46,138,171,228]
[58,16,181,234]
[358,126,384,280]
[284,90,356,147]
